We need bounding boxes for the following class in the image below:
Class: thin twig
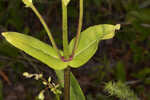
[71,0,83,57]
[0,70,11,85]
[30,4,62,59]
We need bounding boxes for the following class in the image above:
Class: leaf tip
[115,24,121,30]
[1,32,8,37]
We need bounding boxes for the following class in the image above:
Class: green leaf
[2,32,68,70]
[70,72,85,100]
[55,70,85,100]
[69,24,120,68]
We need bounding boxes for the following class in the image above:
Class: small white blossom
[38,90,45,100]
[42,81,47,85]
[34,73,43,80]
[23,72,33,78]
[48,77,51,83]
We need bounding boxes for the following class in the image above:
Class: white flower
[38,90,45,100]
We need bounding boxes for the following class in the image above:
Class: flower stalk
[71,0,83,57]
[22,0,62,58]
[62,0,71,100]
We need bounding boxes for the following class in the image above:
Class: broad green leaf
[70,72,85,100]
[55,70,85,100]
[63,0,71,6]
[2,32,68,70]
[69,24,120,68]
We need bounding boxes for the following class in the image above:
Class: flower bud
[22,0,33,7]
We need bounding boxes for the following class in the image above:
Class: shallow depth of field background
[0,0,150,100]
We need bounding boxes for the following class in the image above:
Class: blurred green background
[0,0,150,99]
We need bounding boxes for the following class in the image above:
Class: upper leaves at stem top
[22,0,33,7]
[1,24,120,70]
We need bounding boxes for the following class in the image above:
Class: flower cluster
[23,72,62,100]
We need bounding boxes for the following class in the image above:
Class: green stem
[62,1,70,100]
[30,5,62,58]
[62,2,69,58]
[56,94,60,100]
[64,67,70,100]
[72,0,83,57]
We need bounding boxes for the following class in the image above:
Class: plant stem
[64,67,70,100]
[62,1,69,58]
[56,94,60,100]
[62,1,70,100]
[72,0,83,57]
[30,5,62,58]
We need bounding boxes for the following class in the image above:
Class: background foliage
[0,0,150,99]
